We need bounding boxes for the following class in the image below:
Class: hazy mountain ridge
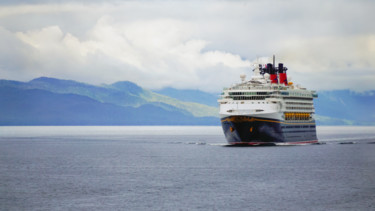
[0,86,217,125]
[0,77,373,125]
[315,90,375,125]
[0,77,219,117]
[0,77,219,125]
[29,77,146,107]
[0,77,145,107]
[142,90,219,117]
[154,87,219,107]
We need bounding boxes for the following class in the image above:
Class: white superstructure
[218,61,317,122]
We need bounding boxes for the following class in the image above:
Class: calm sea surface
[1,126,374,211]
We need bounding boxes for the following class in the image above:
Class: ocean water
[0,126,374,211]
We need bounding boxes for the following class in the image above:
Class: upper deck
[218,59,318,103]
[218,58,318,116]
[219,83,317,102]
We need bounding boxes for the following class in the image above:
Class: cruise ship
[218,56,318,145]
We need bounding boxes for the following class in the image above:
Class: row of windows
[280,91,312,97]
[223,96,268,100]
[283,97,313,101]
[286,107,313,110]
[280,92,289,95]
[221,101,271,104]
[284,113,311,120]
[231,96,266,100]
[229,92,270,96]
[228,92,312,97]
[285,102,313,106]
[288,93,312,97]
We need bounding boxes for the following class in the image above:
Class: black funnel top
[278,63,284,73]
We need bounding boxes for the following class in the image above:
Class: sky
[0,0,374,92]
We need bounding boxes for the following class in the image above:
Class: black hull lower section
[221,116,318,145]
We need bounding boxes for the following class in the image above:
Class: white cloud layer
[0,0,375,92]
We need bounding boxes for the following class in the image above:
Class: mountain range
[0,77,374,125]
[0,77,218,125]
[314,90,375,125]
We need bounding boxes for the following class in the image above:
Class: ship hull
[221,116,318,145]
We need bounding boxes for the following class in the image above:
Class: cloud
[277,35,375,91]
[6,16,251,92]
[0,0,374,92]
